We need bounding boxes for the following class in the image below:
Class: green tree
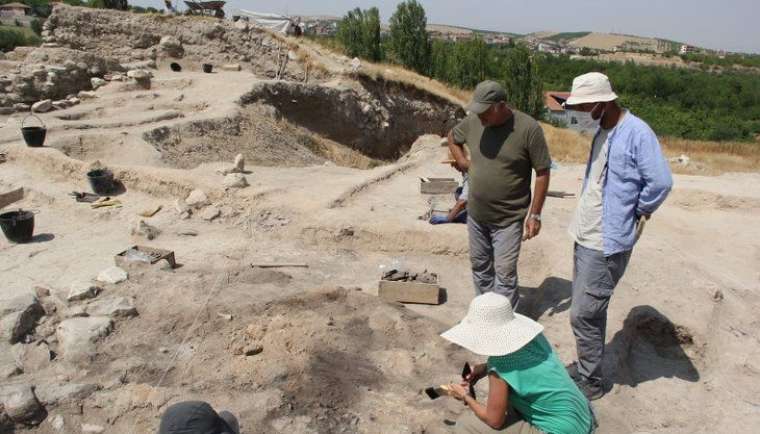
[361,7,381,62]
[388,0,431,74]
[337,8,364,58]
[337,7,382,62]
[30,18,42,36]
[502,44,544,119]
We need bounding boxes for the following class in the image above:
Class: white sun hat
[441,293,544,356]
[565,72,619,107]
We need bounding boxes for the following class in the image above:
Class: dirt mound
[225,288,466,432]
[45,4,312,80]
[669,189,760,212]
[609,306,701,387]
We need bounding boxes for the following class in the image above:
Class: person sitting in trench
[157,401,239,434]
[429,174,469,225]
[440,293,594,434]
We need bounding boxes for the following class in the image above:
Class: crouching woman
[441,293,594,434]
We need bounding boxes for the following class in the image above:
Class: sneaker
[576,377,605,401]
[565,362,581,381]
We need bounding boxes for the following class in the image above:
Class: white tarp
[231,9,294,34]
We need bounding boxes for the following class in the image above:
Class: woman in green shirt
[440,293,594,434]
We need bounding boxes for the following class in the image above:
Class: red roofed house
[0,2,32,18]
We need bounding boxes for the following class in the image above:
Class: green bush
[30,18,42,36]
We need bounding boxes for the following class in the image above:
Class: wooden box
[115,245,176,269]
[420,177,458,195]
[378,280,442,305]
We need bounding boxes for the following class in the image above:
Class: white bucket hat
[565,72,618,107]
[441,293,543,356]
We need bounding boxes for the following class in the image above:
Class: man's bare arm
[448,131,470,172]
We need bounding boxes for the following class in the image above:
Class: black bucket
[202,63,213,73]
[0,209,35,243]
[21,115,47,147]
[87,169,115,195]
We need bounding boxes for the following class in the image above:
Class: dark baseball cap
[466,80,507,114]
[158,401,239,434]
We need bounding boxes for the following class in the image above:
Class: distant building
[0,2,32,17]
[544,91,572,124]
[679,44,699,55]
[544,91,596,134]
[537,42,561,54]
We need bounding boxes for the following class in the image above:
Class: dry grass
[541,122,590,163]
[357,62,471,106]
[541,123,760,175]
[659,137,760,175]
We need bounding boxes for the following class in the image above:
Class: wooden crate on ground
[378,280,442,305]
[420,177,458,195]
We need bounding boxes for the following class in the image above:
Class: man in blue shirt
[564,73,673,400]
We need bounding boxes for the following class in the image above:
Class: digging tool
[424,385,453,400]
[91,199,122,209]
[635,215,647,242]
[250,263,309,269]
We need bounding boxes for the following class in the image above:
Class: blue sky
[137,0,759,53]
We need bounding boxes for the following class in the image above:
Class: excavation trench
[143,79,464,169]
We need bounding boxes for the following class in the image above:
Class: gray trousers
[468,216,523,309]
[570,243,632,384]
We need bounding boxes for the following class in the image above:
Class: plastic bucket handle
[21,114,46,129]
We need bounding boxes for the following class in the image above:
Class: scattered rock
[13,103,31,112]
[713,289,724,302]
[17,341,52,373]
[78,91,97,99]
[176,229,198,236]
[86,296,137,318]
[0,383,45,426]
[158,35,184,58]
[52,101,69,110]
[233,153,245,171]
[217,313,233,321]
[0,294,44,344]
[223,173,248,189]
[64,306,88,319]
[55,316,113,363]
[221,63,242,71]
[50,414,64,431]
[31,99,53,113]
[34,286,51,298]
[96,266,128,285]
[126,69,151,80]
[66,281,102,302]
[0,107,14,115]
[0,343,22,378]
[127,69,151,89]
[35,383,99,407]
[185,189,209,209]
[201,206,221,221]
[244,344,263,356]
[67,97,80,105]
[90,77,106,89]
[82,423,105,433]
[132,220,160,240]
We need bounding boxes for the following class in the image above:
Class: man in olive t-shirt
[448,81,551,309]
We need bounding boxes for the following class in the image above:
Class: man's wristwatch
[529,214,541,222]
